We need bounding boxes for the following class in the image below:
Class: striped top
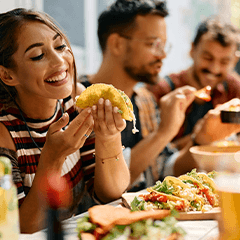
[0,96,96,218]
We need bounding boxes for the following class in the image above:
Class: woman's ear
[107,33,126,56]
[0,66,17,86]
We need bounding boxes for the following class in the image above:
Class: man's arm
[171,98,240,177]
[129,86,196,184]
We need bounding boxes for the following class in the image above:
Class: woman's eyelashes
[31,53,44,61]
[56,44,67,50]
[30,44,67,61]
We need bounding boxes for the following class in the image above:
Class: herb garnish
[152,180,174,195]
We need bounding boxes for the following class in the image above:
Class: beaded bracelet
[93,146,125,164]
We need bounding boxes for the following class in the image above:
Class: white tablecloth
[19,198,220,240]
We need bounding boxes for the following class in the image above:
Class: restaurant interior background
[1,0,240,77]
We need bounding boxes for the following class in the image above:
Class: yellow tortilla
[164,176,205,205]
[164,176,191,190]
[147,188,190,207]
[178,175,205,189]
[76,83,134,121]
[197,173,217,193]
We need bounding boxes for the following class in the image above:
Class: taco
[178,169,219,207]
[137,188,190,212]
[130,169,219,212]
[76,83,139,133]
[76,84,131,119]
[76,205,185,240]
[197,172,217,194]
[163,176,205,207]
[142,177,204,211]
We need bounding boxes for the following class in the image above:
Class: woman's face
[10,21,74,102]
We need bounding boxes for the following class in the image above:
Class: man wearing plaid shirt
[79,0,197,190]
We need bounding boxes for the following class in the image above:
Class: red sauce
[142,192,168,203]
[193,182,199,188]
[142,192,185,211]
[199,188,215,206]
[175,201,185,211]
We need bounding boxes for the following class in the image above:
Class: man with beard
[80,0,240,191]
[79,0,197,190]
[148,16,240,149]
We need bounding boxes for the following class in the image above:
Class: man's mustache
[201,69,222,78]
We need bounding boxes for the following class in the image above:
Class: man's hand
[158,85,196,139]
[194,98,240,145]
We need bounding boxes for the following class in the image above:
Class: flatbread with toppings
[76,205,185,240]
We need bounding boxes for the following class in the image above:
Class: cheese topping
[131,110,139,134]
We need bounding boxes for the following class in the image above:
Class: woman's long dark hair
[0,8,77,104]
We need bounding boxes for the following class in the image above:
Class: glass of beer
[215,173,240,240]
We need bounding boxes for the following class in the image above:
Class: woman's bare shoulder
[76,82,86,96]
[0,122,16,151]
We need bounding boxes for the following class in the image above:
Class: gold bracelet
[93,146,125,164]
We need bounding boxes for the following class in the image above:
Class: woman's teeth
[46,71,67,82]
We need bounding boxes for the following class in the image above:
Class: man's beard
[124,65,159,85]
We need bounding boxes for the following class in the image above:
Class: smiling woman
[0,8,130,234]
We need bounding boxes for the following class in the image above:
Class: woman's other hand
[41,108,93,169]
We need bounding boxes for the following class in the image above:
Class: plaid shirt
[134,85,160,137]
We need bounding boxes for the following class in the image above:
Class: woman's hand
[41,108,94,169]
[91,98,126,140]
[92,98,130,202]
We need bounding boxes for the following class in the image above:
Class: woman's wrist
[95,132,121,146]
[94,146,125,164]
[95,134,123,157]
[38,147,65,172]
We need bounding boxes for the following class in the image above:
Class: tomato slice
[194,86,211,102]
[142,192,185,211]
[200,188,215,206]
[142,192,168,203]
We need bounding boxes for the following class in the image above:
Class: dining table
[19,195,220,240]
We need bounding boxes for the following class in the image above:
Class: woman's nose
[49,51,65,67]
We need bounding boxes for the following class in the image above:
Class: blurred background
[1,0,239,77]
